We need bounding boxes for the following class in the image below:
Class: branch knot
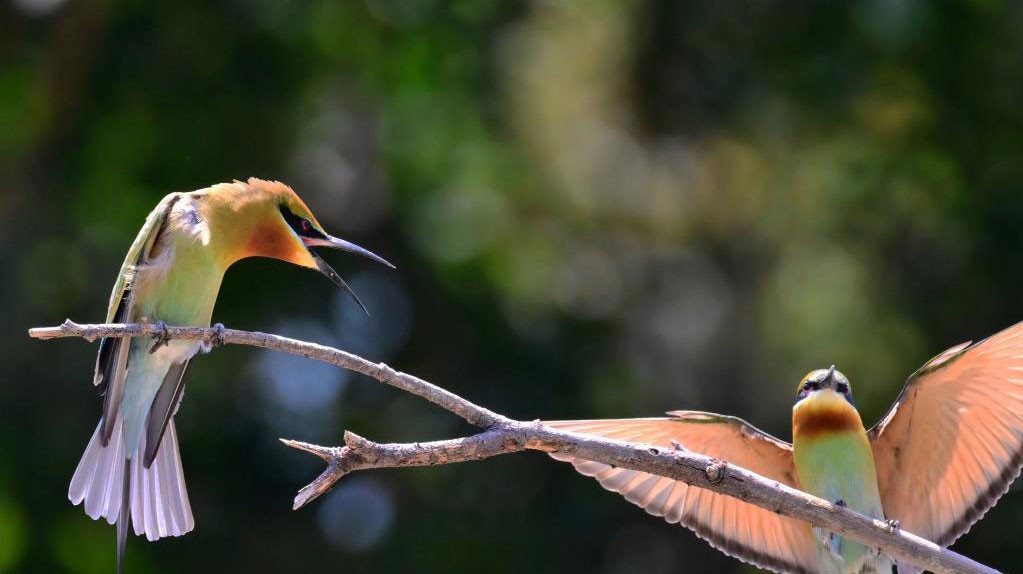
[705,460,728,484]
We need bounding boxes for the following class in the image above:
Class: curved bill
[302,235,393,315]
[308,250,369,315]
[302,235,395,269]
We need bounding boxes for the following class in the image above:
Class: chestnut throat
[793,400,863,440]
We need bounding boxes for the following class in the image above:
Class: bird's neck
[792,389,865,440]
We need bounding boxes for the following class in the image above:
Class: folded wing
[546,412,819,574]
[870,321,1023,546]
[95,193,181,445]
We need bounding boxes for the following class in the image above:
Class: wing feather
[870,321,1023,546]
[546,413,819,574]
[95,193,181,445]
[143,360,191,468]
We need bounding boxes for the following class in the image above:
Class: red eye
[301,219,313,234]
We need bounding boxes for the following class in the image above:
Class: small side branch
[280,427,529,509]
[29,321,1001,574]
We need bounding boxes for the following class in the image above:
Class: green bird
[68,178,393,573]
[548,322,1023,573]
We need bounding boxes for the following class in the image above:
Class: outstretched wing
[95,193,181,445]
[870,321,1023,547]
[546,412,819,574]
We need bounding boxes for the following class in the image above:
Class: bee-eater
[547,322,1023,573]
[68,178,393,573]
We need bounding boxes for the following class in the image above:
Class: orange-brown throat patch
[244,218,308,265]
[792,390,863,440]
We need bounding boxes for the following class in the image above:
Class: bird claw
[149,321,170,354]
[202,323,226,353]
[885,518,900,533]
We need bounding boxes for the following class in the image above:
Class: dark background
[3,1,1023,572]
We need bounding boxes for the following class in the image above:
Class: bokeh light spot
[316,477,396,553]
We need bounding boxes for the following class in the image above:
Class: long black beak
[303,235,395,269]
[303,235,395,315]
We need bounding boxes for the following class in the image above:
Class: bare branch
[30,321,1002,574]
[29,320,503,427]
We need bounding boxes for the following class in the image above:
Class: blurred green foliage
[3,0,1023,572]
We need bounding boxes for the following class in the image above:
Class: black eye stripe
[279,205,326,239]
[797,373,854,404]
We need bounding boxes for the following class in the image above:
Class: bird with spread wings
[548,322,1023,573]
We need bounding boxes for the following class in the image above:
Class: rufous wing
[546,412,819,574]
[870,321,1023,547]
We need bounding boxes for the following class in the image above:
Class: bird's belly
[793,434,889,574]
[120,338,202,456]
[149,337,201,364]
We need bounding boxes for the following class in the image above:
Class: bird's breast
[133,239,226,328]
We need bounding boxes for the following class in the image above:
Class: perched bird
[547,322,1023,573]
[68,178,393,573]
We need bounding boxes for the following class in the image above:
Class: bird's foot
[885,518,900,533]
[149,321,170,354]
[202,323,226,353]
[834,499,846,507]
